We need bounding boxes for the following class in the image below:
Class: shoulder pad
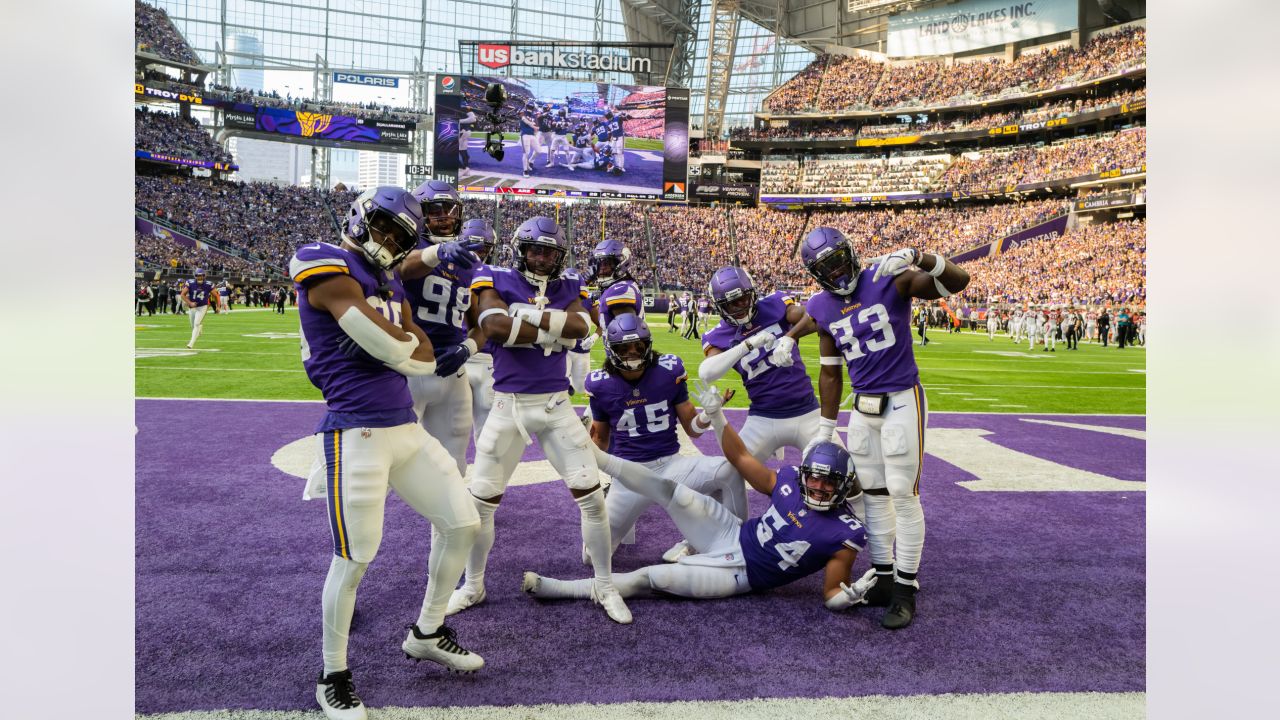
[290,243,351,284]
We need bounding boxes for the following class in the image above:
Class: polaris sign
[476,44,651,74]
[333,72,400,88]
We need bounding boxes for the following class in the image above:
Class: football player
[399,181,485,477]
[451,216,631,624]
[987,306,999,340]
[800,226,970,630]
[548,108,571,167]
[585,315,747,560]
[291,187,483,720]
[456,219,500,445]
[602,109,628,172]
[698,267,822,464]
[458,107,478,170]
[560,264,597,397]
[574,237,641,398]
[524,382,875,610]
[696,294,711,334]
[518,101,539,177]
[180,268,219,349]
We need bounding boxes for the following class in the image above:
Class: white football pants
[605,454,747,556]
[310,423,479,673]
[408,370,473,478]
[841,384,928,578]
[465,353,494,447]
[187,304,208,346]
[737,408,823,463]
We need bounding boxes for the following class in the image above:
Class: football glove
[337,334,381,366]
[436,240,485,270]
[433,344,471,377]
[743,331,776,352]
[769,335,796,367]
[871,248,920,283]
[840,569,879,605]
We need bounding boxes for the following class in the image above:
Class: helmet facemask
[798,461,858,512]
[605,336,653,372]
[422,198,463,241]
[517,240,566,282]
[808,245,860,296]
[716,287,757,326]
[360,208,418,270]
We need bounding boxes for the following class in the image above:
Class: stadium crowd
[135,108,234,164]
[760,126,1145,194]
[135,174,357,272]
[135,0,201,65]
[134,231,275,278]
[940,127,1145,189]
[203,85,423,123]
[736,87,1144,142]
[957,218,1146,305]
[764,25,1144,114]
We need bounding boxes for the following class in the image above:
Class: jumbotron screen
[433,75,689,202]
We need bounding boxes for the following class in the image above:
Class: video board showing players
[433,75,689,202]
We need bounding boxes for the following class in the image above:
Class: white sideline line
[133,691,1146,720]
[134,397,1147,417]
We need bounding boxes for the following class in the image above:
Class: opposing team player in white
[449,216,632,623]
[799,226,969,630]
[291,187,483,720]
[584,315,747,559]
[524,382,876,611]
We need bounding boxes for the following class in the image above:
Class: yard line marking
[1021,418,1146,440]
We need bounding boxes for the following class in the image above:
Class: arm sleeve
[697,341,749,383]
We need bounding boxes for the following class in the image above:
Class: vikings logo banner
[296,112,333,137]
[224,103,384,143]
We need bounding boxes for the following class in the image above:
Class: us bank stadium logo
[297,112,333,137]
[476,43,651,73]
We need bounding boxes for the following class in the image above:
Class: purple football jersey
[470,265,588,394]
[739,467,867,591]
[701,292,817,419]
[185,280,214,307]
[805,268,918,393]
[404,245,476,350]
[598,279,641,329]
[585,354,689,462]
[290,242,416,432]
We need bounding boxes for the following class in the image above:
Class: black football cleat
[881,580,919,630]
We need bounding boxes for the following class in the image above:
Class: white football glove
[578,332,599,351]
[840,568,879,605]
[871,248,920,282]
[769,335,796,367]
[801,416,840,460]
[692,379,725,416]
[743,331,776,352]
[511,307,543,324]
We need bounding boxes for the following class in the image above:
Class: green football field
[135,309,1146,414]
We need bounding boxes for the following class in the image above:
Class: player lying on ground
[584,315,747,562]
[523,382,878,610]
[292,187,483,720]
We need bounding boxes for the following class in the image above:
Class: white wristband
[505,317,525,346]
[925,253,946,277]
[933,276,953,298]
[421,244,442,270]
[462,337,479,355]
[544,310,568,338]
[819,355,843,366]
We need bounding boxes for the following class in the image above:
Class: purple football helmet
[799,441,860,512]
[512,216,568,283]
[590,238,631,288]
[411,180,463,241]
[801,227,861,297]
[460,218,498,262]
[603,314,656,372]
[193,268,205,277]
[346,186,424,270]
[708,266,758,326]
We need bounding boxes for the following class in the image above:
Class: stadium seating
[135,108,233,165]
[134,174,357,274]
[764,26,1144,114]
[958,218,1146,305]
[135,1,201,65]
[135,231,277,277]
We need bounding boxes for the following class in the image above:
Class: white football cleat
[445,584,486,616]
[315,669,367,720]
[521,571,541,595]
[402,623,484,673]
[591,581,633,624]
[662,539,693,563]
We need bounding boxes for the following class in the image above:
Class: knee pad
[672,483,698,508]
[328,556,369,593]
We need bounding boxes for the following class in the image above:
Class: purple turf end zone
[135,400,1145,713]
